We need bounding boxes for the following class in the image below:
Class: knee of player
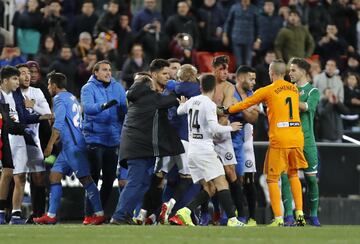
[31,172,46,186]
[49,172,63,184]
[287,169,298,179]
[0,168,13,181]
[14,173,26,185]
[266,175,279,184]
[203,182,216,197]
[224,166,237,183]
[305,173,318,184]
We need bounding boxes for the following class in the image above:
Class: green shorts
[303,146,318,174]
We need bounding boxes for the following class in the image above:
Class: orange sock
[289,176,303,211]
[268,182,282,217]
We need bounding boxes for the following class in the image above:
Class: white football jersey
[21,87,51,147]
[177,95,233,152]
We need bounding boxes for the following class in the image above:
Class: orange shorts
[263,147,308,181]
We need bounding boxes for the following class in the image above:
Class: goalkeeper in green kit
[281,57,321,227]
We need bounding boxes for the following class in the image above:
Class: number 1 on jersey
[189,109,200,132]
[285,97,293,119]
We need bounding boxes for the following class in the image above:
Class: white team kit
[177,95,235,183]
[242,123,256,173]
[155,140,190,175]
[21,87,51,173]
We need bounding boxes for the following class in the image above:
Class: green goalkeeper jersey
[298,83,320,147]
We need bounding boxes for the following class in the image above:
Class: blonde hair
[177,64,198,82]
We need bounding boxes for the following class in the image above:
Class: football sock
[200,201,209,213]
[280,173,293,217]
[187,190,210,213]
[216,189,236,219]
[11,209,21,217]
[289,176,303,211]
[173,177,192,202]
[268,182,282,217]
[305,174,319,217]
[84,182,103,215]
[31,184,46,217]
[244,173,257,219]
[212,195,220,213]
[48,183,62,216]
[0,200,7,212]
[229,178,245,217]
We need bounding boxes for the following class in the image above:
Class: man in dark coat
[110,73,184,224]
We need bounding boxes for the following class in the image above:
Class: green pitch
[1,225,360,244]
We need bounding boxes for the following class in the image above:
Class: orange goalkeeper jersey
[229,79,304,148]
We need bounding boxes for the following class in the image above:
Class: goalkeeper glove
[101,99,118,110]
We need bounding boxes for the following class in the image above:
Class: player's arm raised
[228,86,268,114]
[207,103,241,133]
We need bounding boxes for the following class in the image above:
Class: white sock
[47,213,56,218]
[94,211,104,216]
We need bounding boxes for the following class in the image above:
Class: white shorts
[155,140,190,175]
[213,131,237,166]
[26,144,45,173]
[188,151,225,184]
[243,124,256,173]
[12,145,28,175]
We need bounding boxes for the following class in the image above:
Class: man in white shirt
[169,74,245,227]
[17,64,51,222]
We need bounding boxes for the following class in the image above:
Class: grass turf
[1,225,359,244]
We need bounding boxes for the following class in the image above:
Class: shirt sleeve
[306,88,320,112]
[81,84,103,115]
[177,100,188,115]
[206,102,232,134]
[33,89,51,115]
[229,86,268,113]
[53,97,66,131]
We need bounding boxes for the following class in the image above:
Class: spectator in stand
[217,0,236,18]
[165,1,200,49]
[169,33,195,64]
[274,9,315,62]
[254,50,276,90]
[94,32,119,70]
[49,45,79,97]
[344,53,360,76]
[289,0,330,42]
[136,19,169,62]
[197,0,226,52]
[94,0,121,38]
[343,73,360,125]
[73,32,93,61]
[161,0,179,20]
[223,0,259,66]
[77,50,98,89]
[34,35,59,78]
[317,88,349,142]
[317,24,347,67]
[314,59,344,102]
[332,0,358,50]
[309,59,322,81]
[12,0,43,58]
[0,46,27,67]
[42,0,68,46]
[114,14,134,70]
[256,0,283,58]
[70,0,98,46]
[121,43,149,89]
[131,0,163,35]
[279,5,290,25]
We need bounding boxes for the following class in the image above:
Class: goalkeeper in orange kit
[220,59,308,226]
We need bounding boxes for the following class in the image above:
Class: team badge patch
[245,160,253,168]
[225,152,233,160]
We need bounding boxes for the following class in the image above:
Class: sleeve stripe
[308,88,318,96]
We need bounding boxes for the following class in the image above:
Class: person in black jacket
[110,73,184,224]
[0,95,27,224]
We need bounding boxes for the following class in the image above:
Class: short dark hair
[289,57,311,74]
[289,8,300,17]
[47,71,67,89]
[109,0,119,5]
[82,0,94,5]
[167,58,181,64]
[200,74,216,93]
[236,66,255,77]
[134,74,153,89]
[15,63,30,70]
[0,66,20,83]
[92,60,111,73]
[133,71,151,79]
[212,55,229,68]
[149,59,170,73]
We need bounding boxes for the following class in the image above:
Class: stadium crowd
[0,0,359,227]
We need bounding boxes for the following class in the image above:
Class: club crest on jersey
[225,152,233,160]
[300,90,305,95]
[245,160,253,168]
